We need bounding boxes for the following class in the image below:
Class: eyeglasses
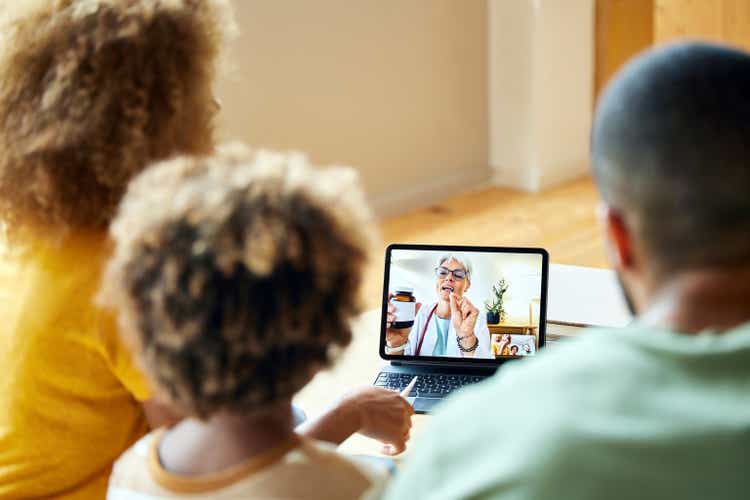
[435,266,467,281]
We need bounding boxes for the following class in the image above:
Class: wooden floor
[360,175,609,309]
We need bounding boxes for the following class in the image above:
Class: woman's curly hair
[0,0,232,238]
[101,144,377,418]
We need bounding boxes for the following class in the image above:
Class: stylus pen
[400,376,418,398]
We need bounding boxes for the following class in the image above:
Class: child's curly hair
[101,144,376,418]
[0,0,232,238]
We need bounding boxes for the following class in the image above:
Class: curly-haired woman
[0,1,230,498]
[101,145,413,499]
[0,3,413,499]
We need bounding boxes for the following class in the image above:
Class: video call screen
[381,247,546,362]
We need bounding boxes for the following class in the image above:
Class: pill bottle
[390,287,416,329]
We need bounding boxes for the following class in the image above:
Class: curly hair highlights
[102,144,377,418]
[0,0,232,237]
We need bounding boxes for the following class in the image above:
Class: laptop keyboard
[374,372,487,399]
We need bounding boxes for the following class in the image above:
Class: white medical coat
[403,301,492,358]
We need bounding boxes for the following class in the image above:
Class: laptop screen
[380,244,548,365]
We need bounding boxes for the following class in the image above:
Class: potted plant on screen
[485,278,509,325]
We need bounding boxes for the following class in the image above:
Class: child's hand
[297,386,415,454]
[341,386,415,455]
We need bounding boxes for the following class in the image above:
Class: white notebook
[547,264,632,328]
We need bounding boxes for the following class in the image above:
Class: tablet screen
[380,245,548,364]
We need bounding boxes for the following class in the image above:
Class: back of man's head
[592,42,750,273]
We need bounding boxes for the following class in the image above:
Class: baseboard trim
[538,163,590,191]
[369,165,493,218]
[492,163,590,193]
[492,164,538,192]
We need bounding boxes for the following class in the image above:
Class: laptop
[373,244,549,413]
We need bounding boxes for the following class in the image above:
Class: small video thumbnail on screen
[384,249,543,360]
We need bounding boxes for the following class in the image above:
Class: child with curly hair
[102,145,414,499]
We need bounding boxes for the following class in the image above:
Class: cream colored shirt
[108,431,389,499]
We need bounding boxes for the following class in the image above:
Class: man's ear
[597,202,636,270]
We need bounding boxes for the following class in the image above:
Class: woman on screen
[385,254,492,358]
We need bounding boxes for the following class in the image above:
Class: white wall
[215,1,594,214]
[489,0,594,191]
[215,1,490,217]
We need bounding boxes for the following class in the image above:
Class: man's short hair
[592,42,750,271]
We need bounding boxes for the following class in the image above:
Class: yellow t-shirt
[0,232,151,499]
[108,431,388,499]
[491,343,510,356]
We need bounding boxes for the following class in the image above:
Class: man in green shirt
[385,42,750,500]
